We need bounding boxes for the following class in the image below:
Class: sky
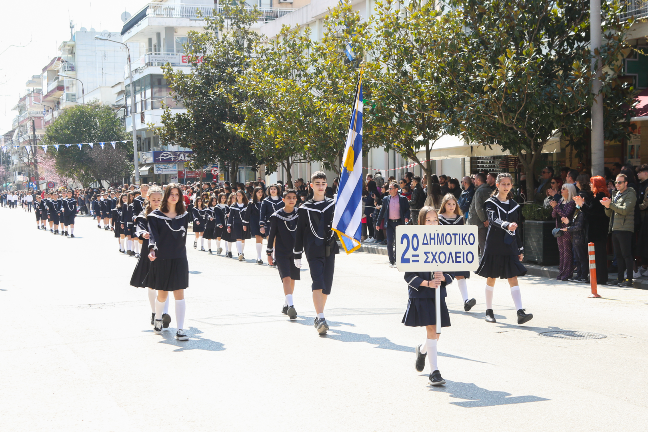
[0,0,149,134]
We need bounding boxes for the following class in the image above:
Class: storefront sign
[178,170,205,179]
[154,163,178,174]
[139,151,154,164]
[153,151,193,163]
[146,53,181,65]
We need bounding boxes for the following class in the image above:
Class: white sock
[286,294,293,307]
[236,240,243,254]
[175,299,186,330]
[457,279,469,302]
[225,242,230,252]
[119,238,124,251]
[426,338,438,371]
[200,237,204,248]
[70,227,74,235]
[154,299,165,321]
[317,313,325,319]
[256,243,262,260]
[510,286,523,310]
[216,239,221,250]
[147,289,156,313]
[485,285,494,310]
[208,239,212,249]
[163,295,170,314]
[420,341,428,354]
[127,239,132,251]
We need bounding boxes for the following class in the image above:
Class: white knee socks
[70,227,74,235]
[200,237,204,248]
[457,279,469,302]
[485,285,494,310]
[175,299,186,330]
[225,241,230,252]
[510,286,523,310]
[155,299,165,321]
[236,240,243,255]
[256,243,262,260]
[207,239,212,249]
[119,238,124,251]
[285,294,293,307]
[426,338,438,371]
[163,296,170,314]
[216,239,221,250]
[147,289,156,313]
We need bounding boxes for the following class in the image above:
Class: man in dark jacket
[377,182,410,267]
[458,176,475,219]
[467,173,491,257]
[409,176,425,224]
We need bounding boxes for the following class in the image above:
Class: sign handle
[436,278,441,335]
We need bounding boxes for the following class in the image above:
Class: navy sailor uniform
[293,198,339,295]
[402,271,453,327]
[227,203,249,240]
[91,199,100,217]
[130,211,152,288]
[214,204,228,240]
[99,199,110,219]
[112,206,123,237]
[475,197,527,279]
[147,209,190,291]
[203,206,218,240]
[246,201,265,237]
[46,198,60,224]
[260,196,284,230]
[266,208,300,281]
[438,214,470,279]
[61,197,77,226]
[192,206,206,233]
[132,196,145,222]
[121,203,134,237]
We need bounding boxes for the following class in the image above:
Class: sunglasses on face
[615,181,626,184]
[551,181,556,184]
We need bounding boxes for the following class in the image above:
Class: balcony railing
[621,0,648,20]
[47,79,61,93]
[122,3,295,35]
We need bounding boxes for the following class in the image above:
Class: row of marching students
[109,187,150,257]
[33,190,79,237]
[188,184,286,264]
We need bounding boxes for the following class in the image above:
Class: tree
[37,151,76,187]
[42,102,130,186]
[367,0,464,196]
[445,0,633,201]
[229,25,315,187]
[308,0,375,175]
[159,2,260,182]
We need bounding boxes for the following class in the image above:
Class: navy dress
[227,203,249,240]
[403,272,453,327]
[130,212,152,288]
[192,206,206,233]
[247,201,264,237]
[214,204,228,240]
[438,214,470,279]
[260,197,285,231]
[147,210,190,291]
[475,197,527,279]
[203,207,217,240]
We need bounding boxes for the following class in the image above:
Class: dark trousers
[572,238,588,279]
[557,232,573,280]
[410,209,420,225]
[366,215,374,238]
[593,238,608,284]
[386,219,400,264]
[478,226,488,257]
[612,230,634,282]
[308,254,335,295]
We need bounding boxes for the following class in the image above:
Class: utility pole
[590,0,604,177]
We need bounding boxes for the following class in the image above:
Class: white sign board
[154,163,178,174]
[395,225,480,272]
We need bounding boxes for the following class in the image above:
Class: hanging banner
[65,144,71,148]
[99,142,105,149]
[77,144,82,149]
[110,141,116,149]
[154,163,178,174]
[88,143,94,149]
[54,145,59,151]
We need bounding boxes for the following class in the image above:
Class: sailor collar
[273,208,298,222]
[485,196,519,214]
[148,209,189,220]
[301,198,334,213]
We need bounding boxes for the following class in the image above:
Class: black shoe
[619,280,633,287]
[517,309,533,325]
[50,229,53,233]
[485,309,496,323]
[282,305,289,315]
[208,249,212,254]
[607,280,622,286]
[429,370,446,386]
[153,319,163,334]
[200,247,205,251]
[464,298,476,312]
[135,253,140,259]
[257,260,263,265]
[313,317,319,328]
[287,305,297,320]
[70,234,75,238]
[97,225,101,229]
[151,313,155,326]
[316,318,329,335]
[194,241,197,249]
[65,231,69,237]
[415,345,427,372]
[162,313,171,328]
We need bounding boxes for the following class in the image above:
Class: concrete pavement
[1,206,647,431]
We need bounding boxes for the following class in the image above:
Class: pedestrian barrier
[588,242,601,298]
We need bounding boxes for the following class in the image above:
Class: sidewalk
[356,241,648,290]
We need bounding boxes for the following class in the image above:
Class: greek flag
[332,75,363,254]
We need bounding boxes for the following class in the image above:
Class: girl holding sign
[438,194,477,312]
[404,206,454,386]
[476,173,533,325]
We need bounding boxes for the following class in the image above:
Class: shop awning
[132,165,151,175]
[631,88,648,121]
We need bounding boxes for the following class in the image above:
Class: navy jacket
[404,271,453,299]
[377,194,410,226]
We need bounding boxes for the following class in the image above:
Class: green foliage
[43,102,130,186]
[159,1,260,181]
[444,0,634,202]
[522,203,553,221]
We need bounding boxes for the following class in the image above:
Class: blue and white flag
[332,75,364,254]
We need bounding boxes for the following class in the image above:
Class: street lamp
[95,35,140,185]
[59,74,85,104]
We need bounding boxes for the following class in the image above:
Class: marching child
[92,195,102,228]
[406,206,453,386]
[121,192,135,256]
[476,172,533,325]
[438,193,476,311]
[293,171,339,335]
[192,197,206,251]
[35,195,44,230]
[115,193,128,253]
[215,193,229,256]
[227,190,249,261]
[100,193,111,230]
[61,190,78,237]
[203,196,220,254]
[260,184,285,267]
[266,189,300,319]
[247,186,266,265]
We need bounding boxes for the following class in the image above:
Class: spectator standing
[551,184,576,281]
[377,182,410,267]
[467,173,491,257]
[534,166,554,204]
[635,165,648,275]
[602,174,637,287]
[457,176,474,219]
[543,177,562,207]
[447,178,461,199]
[438,175,449,195]
[409,176,426,224]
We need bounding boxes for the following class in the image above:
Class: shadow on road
[430,380,549,407]
[144,327,225,352]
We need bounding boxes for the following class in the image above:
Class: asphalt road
[1,206,647,431]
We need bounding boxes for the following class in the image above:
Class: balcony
[43,80,65,103]
[129,52,198,75]
[621,0,648,20]
[60,93,78,109]
[122,3,295,37]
